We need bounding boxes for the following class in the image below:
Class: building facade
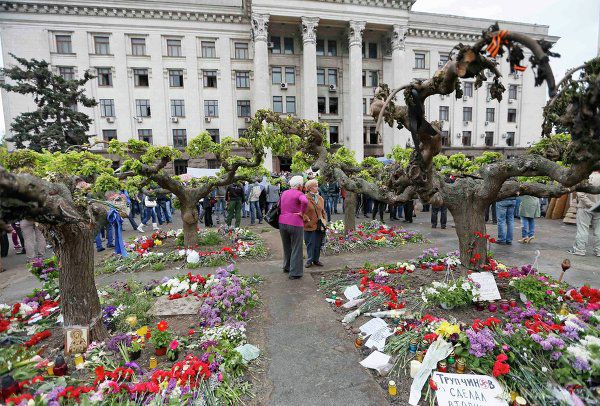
[0,0,557,171]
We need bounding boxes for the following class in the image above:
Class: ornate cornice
[407,28,480,42]
[348,20,365,47]
[0,2,247,23]
[301,17,319,44]
[313,0,415,10]
[391,24,406,51]
[251,13,269,42]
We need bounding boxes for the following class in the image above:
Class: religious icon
[65,327,89,354]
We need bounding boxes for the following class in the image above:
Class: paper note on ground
[359,317,388,336]
[360,351,391,371]
[365,326,394,351]
[470,272,501,301]
[343,285,362,300]
[431,372,508,406]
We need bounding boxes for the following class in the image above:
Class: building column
[301,17,319,121]
[348,21,366,162]
[385,24,407,155]
[251,13,273,170]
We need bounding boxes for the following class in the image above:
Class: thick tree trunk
[448,201,489,272]
[181,204,198,248]
[49,223,108,342]
[344,191,357,232]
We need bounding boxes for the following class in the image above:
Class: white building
[0,0,558,172]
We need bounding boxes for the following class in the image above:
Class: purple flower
[572,357,591,372]
[540,340,553,351]
[466,328,496,358]
[530,333,543,344]
[106,333,132,352]
[551,351,562,361]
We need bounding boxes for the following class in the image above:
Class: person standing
[215,186,227,224]
[403,200,414,223]
[279,176,308,279]
[518,195,540,243]
[140,193,160,231]
[202,195,215,228]
[431,203,447,229]
[568,171,600,256]
[372,200,386,222]
[496,197,517,245]
[20,219,46,259]
[266,181,281,212]
[248,179,263,225]
[485,203,497,224]
[156,191,172,224]
[303,179,327,268]
[226,182,245,228]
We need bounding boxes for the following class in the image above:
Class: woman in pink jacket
[278,176,308,279]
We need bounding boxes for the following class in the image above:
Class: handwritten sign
[359,317,388,336]
[365,326,393,351]
[431,372,508,406]
[470,272,501,301]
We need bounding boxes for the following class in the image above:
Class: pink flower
[169,340,179,351]
[218,372,223,382]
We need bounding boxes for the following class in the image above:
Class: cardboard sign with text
[432,372,508,406]
[470,272,502,302]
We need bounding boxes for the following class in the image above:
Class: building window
[272,67,282,84]
[206,159,220,169]
[170,99,185,117]
[94,36,110,54]
[131,38,146,56]
[286,96,296,114]
[439,53,449,66]
[203,70,217,88]
[462,131,472,146]
[133,68,149,87]
[285,67,295,85]
[486,108,495,122]
[328,69,337,86]
[234,42,249,59]
[99,99,115,117]
[58,67,75,80]
[368,42,378,59]
[173,159,188,175]
[138,129,153,144]
[316,39,325,56]
[328,40,338,56]
[204,100,219,117]
[283,37,294,54]
[97,67,112,86]
[485,131,494,147]
[329,125,339,144]
[103,129,117,142]
[273,96,283,113]
[207,129,220,143]
[201,41,216,58]
[237,100,251,117]
[463,82,473,97]
[236,71,250,88]
[368,127,379,144]
[56,35,72,54]
[238,128,247,138]
[363,98,368,115]
[508,85,518,100]
[172,129,187,148]
[507,108,517,122]
[506,132,515,146]
[414,52,426,69]
[364,70,378,87]
[166,39,182,57]
[270,36,281,54]
[439,106,449,121]
[463,107,472,122]
[318,97,326,114]
[317,68,325,85]
[135,99,151,117]
[329,97,338,115]
[169,69,184,87]
[441,131,450,146]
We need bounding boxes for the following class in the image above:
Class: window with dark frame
[463,82,473,97]
[201,41,216,58]
[329,97,338,115]
[173,159,188,175]
[439,53,449,64]
[286,96,296,114]
[316,39,325,56]
[234,42,249,59]
[485,131,494,147]
[441,131,450,146]
[327,40,337,56]
[369,126,378,144]
[135,99,151,117]
[172,129,187,148]
[368,42,378,59]
[131,38,146,56]
[414,52,426,69]
[166,39,182,57]
[507,108,517,122]
[56,35,72,54]
[94,36,110,54]
[97,67,112,86]
[236,71,250,88]
[369,70,378,87]
[138,129,153,144]
[58,67,75,80]
[103,129,117,142]
[283,37,294,54]
[272,67,282,84]
[462,131,472,146]
[363,98,367,115]
[329,125,339,144]
[285,67,295,85]
[270,36,281,54]
[318,97,326,114]
[362,71,366,87]
[439,106,449,121]
[508,85,518,100]
[204,100,218,117]
[506,132,515,146]
[463,107,473,122]
[328,69,337,86]
[317,68,325,85]
[207,159,220,169]
[169,69,184,87]
[99,99,115,117]
[133,69,149,87]
[238,128,247,138]
[273,96,283,113]
[237,100,251,117]
[486,108,495,122]
[170,99,185,117]
[207,129,220,143]
[203,70,217,88]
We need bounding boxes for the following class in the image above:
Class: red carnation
[157,320,168,332]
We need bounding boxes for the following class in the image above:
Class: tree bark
[447,201,489,272]
[48,222,108,342]
[181,204,199,248]
[344,191,357,233]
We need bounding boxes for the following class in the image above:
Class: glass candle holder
[488,302,498,312]
[499,299,510,312]
[388,380,397,397]
[149,357,158,369]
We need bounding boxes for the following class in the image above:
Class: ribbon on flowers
[107,208,128,257]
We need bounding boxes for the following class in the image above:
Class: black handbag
[265,199,281,229]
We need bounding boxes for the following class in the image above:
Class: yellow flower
[126,315,138,327]
[154,239,162,246]
[137,325,148,337]
[496,263,507,271]
[435,321,460,338]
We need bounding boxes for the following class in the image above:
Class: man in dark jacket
[226,183,245,228]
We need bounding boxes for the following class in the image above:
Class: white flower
[461,282,471,291]
[542,367,548,372]
[187,251,200,264]
[449,285,457,292]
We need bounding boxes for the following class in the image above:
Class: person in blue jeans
[496,198,517,244]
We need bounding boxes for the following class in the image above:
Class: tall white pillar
[251,13,273,170]
[301,17,319,121]
[348,21,366,162]
[385,24,407,155]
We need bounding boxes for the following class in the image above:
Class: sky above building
[0,0,598,140]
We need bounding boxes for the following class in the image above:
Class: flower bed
[0,264,262,405]
[316,249,600,405]
[324,220,425,254]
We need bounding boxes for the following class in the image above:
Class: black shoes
[283,268,290,273]
[305,262,313,268]
[289,275,302,280]
[314,261,324,267]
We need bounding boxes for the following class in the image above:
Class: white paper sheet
[359,351,391,372]
[343,285,363,300]
[432,372,508,406]
[365,326,394,351]
[359,317,388,336]
[470,272,502,301]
